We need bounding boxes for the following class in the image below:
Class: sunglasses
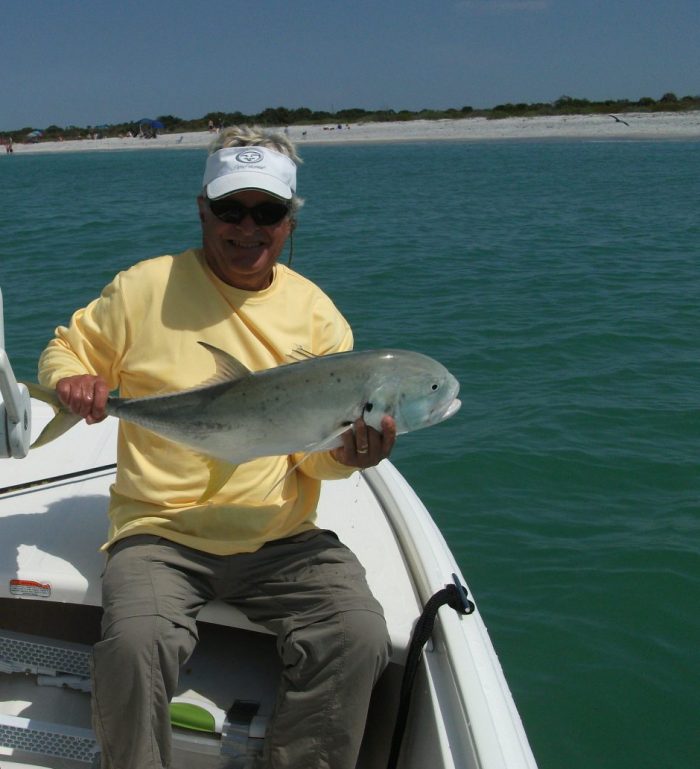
[207,198,290,226]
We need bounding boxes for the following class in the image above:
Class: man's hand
[56,375,110,424]
[331,416,396,468]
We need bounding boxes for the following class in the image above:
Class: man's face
[198,190,292,291]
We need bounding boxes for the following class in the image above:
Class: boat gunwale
[363,462,538,769]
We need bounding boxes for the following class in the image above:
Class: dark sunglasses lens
[209,200,244,223]
[252,203,289,225]
[209,200,288,225]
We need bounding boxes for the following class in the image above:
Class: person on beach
[38,125,395,769]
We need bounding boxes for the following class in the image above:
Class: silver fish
[27,344,461,497]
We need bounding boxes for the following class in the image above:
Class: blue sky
[1,0,698,130]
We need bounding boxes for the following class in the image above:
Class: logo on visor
[235,149,264,164]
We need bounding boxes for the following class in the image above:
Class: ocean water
[1,139,699,769]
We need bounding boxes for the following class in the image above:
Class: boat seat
[0,410,421,664]
[0,473,419,665]
[201,473,422,661]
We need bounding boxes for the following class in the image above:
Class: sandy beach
[6,111,700,155]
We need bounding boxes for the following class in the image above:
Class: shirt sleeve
[38,273,129,390]
[296,449,358,481]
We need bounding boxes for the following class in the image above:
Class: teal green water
[2,141,699,769]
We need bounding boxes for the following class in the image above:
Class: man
[38,125,395,769]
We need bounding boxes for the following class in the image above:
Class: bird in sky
[609,114,630,127]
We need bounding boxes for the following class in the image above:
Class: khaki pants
[92,532,390,769]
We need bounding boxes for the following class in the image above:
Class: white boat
[0,290,537,769]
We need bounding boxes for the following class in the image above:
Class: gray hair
[207,125,304,217]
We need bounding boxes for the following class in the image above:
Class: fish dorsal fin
[197,342,252,385]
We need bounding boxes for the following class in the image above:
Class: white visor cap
[203,146,297,201]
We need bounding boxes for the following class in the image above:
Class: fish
[25,343,461,499]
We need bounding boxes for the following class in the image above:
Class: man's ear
[197,195,207,223]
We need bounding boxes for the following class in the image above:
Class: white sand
[6,111,700,155]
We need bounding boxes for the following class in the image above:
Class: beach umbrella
[25,129,44,142]
[138,118,164,129]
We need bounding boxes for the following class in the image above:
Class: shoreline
[5,111,700,155]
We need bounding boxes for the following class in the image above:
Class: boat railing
[0,287,32,458]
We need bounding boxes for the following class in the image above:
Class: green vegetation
[3,92,699,143]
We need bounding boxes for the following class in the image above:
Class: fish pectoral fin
[310,425,351,453]
[263,427,350,501]
[22,382,83,449]
[197,458,236,504]
[263,454,313,501]
[197,342,252,385]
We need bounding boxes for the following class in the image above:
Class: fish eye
[431,384,439,391]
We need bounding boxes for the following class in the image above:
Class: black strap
[386,574,475,769]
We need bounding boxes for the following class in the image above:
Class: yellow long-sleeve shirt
[39,248,356,554]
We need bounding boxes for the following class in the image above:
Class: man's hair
[209,124,302,164]
[207,125,304,217]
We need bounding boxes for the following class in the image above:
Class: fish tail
[22,382,83,449]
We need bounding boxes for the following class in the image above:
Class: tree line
[3,92,699,143]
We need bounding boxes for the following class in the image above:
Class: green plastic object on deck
[169,701,216,733]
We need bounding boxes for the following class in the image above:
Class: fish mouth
[434,398,461,422]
